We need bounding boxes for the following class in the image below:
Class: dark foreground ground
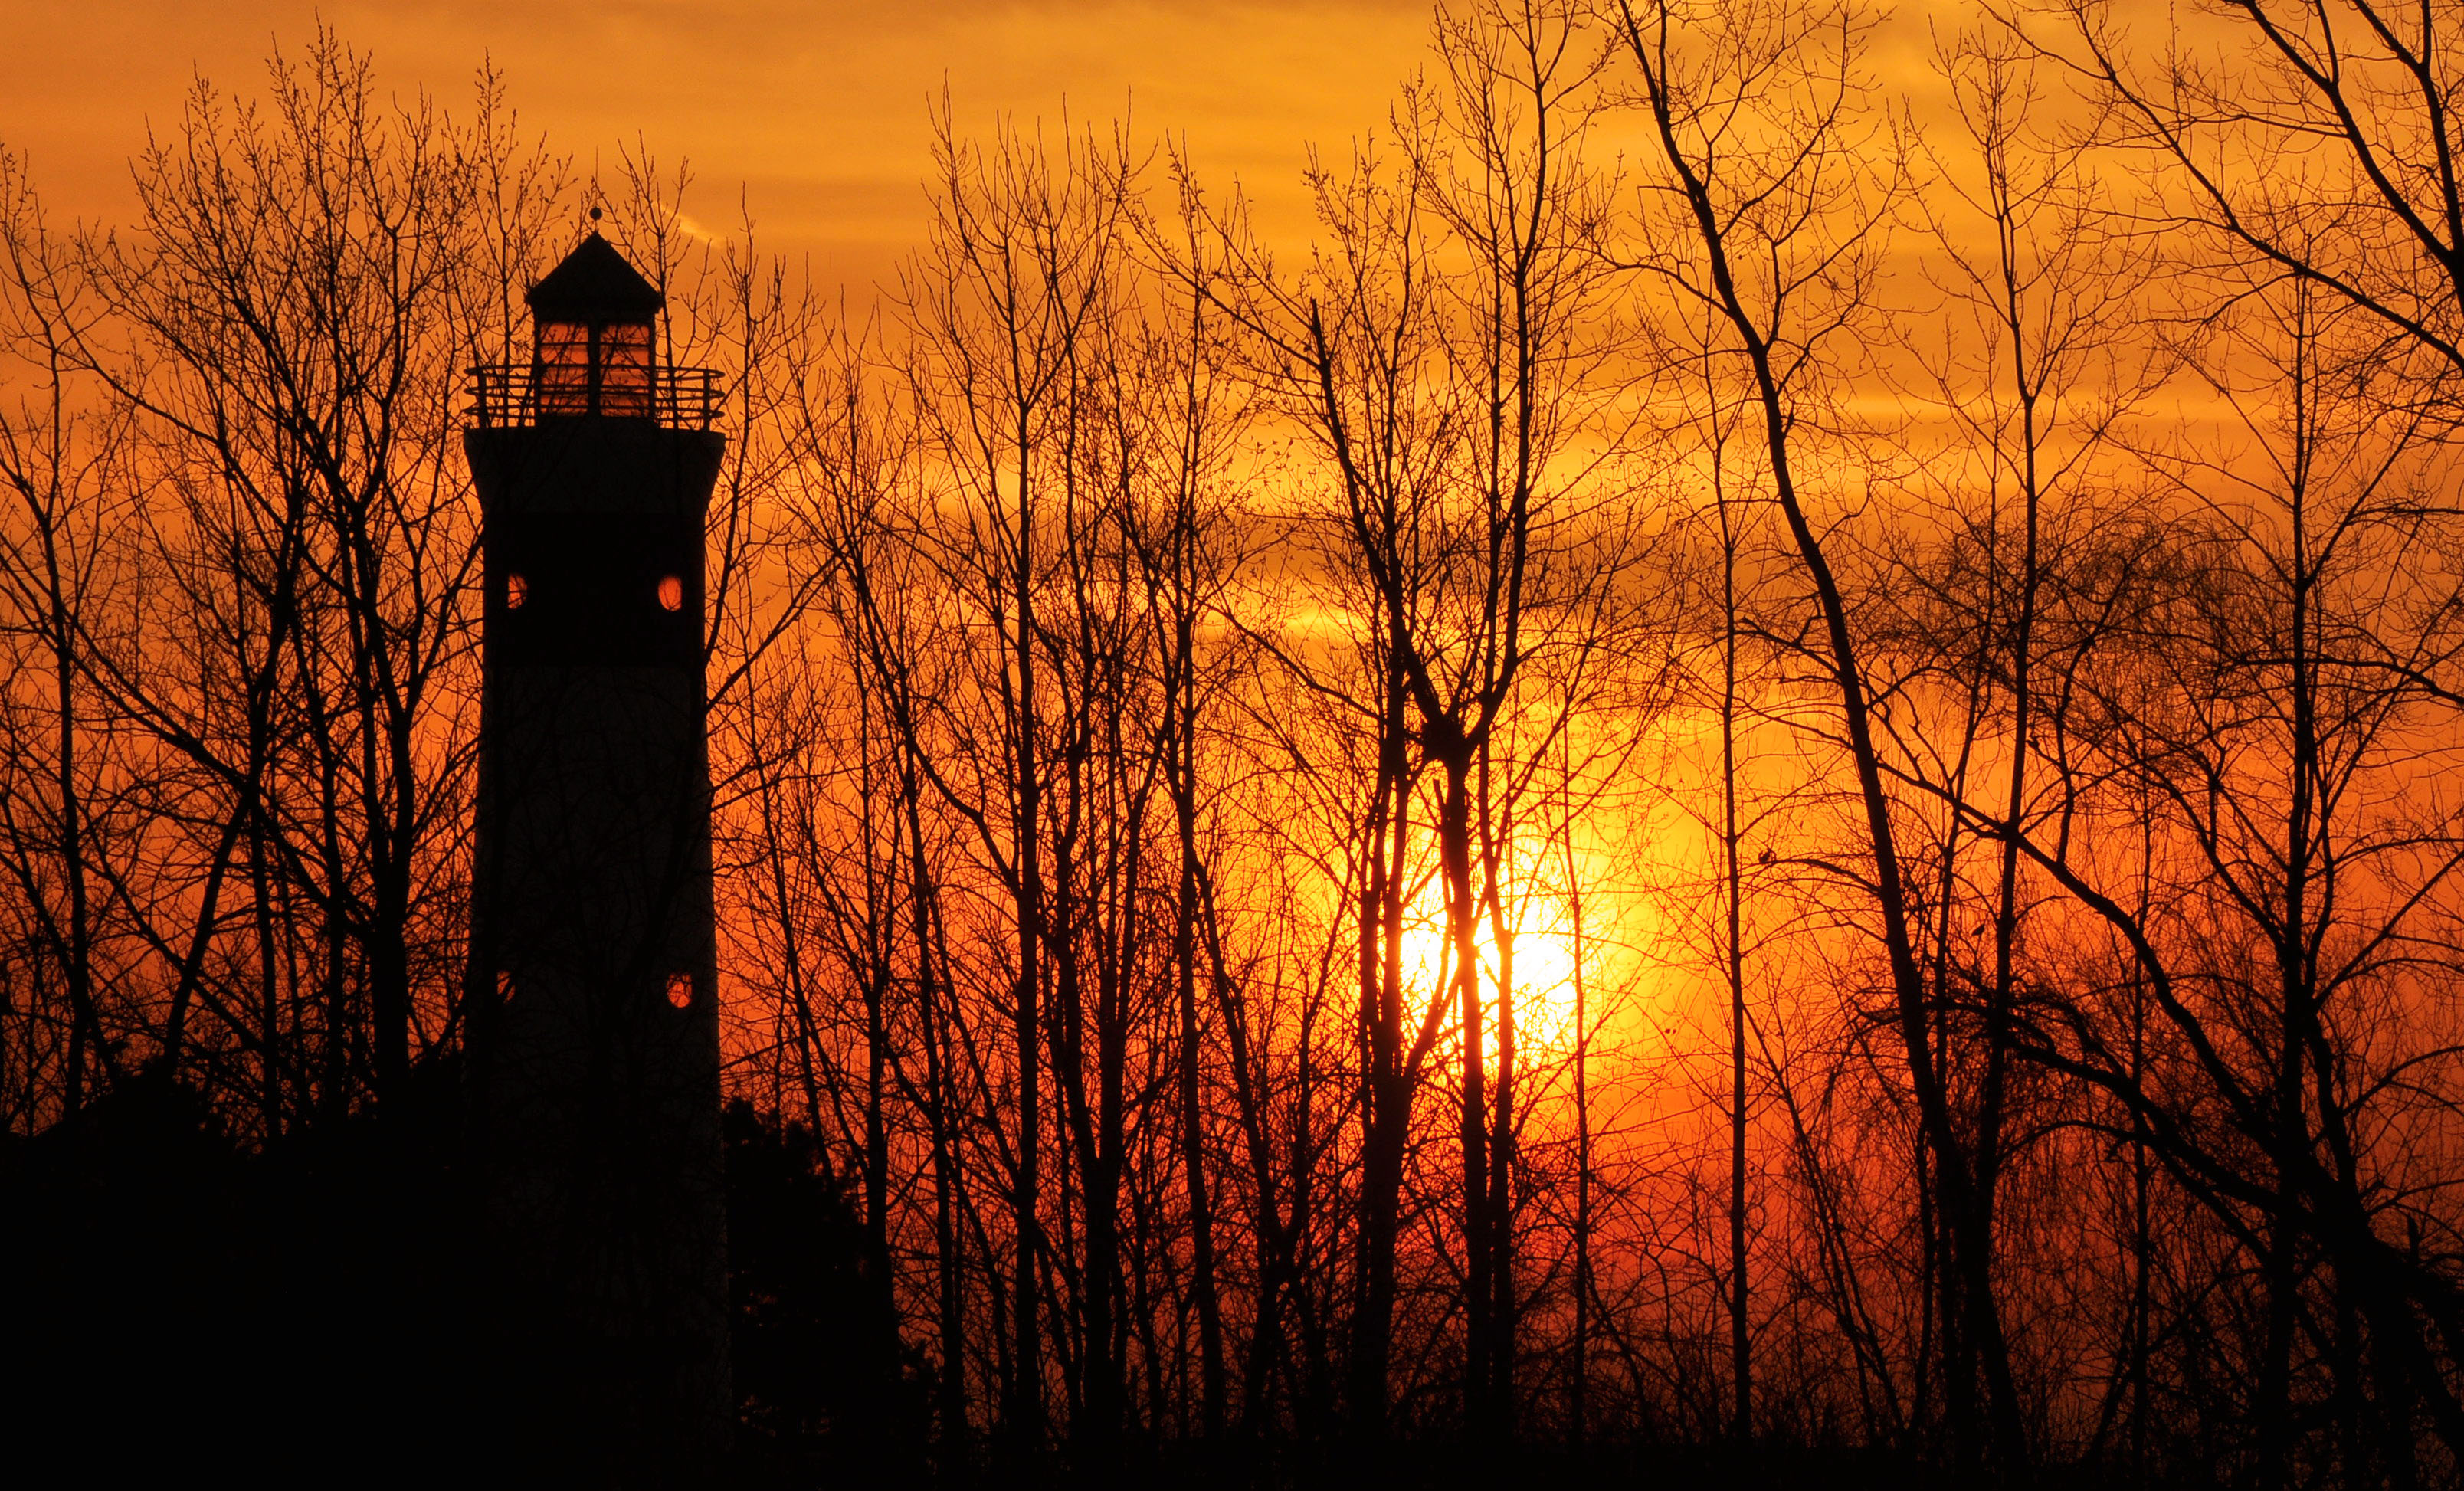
[1,1070,1986,1489]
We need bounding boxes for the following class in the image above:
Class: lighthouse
[463,227,728,1466]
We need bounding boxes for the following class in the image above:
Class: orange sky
[0,0,1998,301]
[0,0,1458,296]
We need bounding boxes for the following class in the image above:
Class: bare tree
[1607,0,2035,1472]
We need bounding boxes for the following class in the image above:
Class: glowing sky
[0,0,1454,295]
[3,0,2010,300]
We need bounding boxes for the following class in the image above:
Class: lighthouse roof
[526,231,664,322]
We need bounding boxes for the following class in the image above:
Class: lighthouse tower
[464,228,728,1466]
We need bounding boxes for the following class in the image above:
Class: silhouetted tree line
[8,4,2464,1487]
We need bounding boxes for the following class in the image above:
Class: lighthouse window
[600,322,656,418]
[665,972,695,1010]
[506,572,529,610]
[657,575,686,611]
[536,320,594,415]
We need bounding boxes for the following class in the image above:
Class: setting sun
[1394,888,1588,1060]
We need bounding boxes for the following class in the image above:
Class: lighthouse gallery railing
[466,363,725,431]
